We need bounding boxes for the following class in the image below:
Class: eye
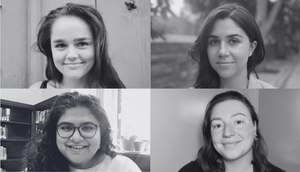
[229,39,239,45]
[235,120,244,125]
[81,125,96,132]
[55,43,67,49]
[59,125,73,131]
[212,123,223,129]
[208,39,219,46]
[77,42,89,47]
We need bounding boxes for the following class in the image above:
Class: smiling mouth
[63,62,85,65]
[217,62,236,64]
[68,145,87,149]
[222,141,240,148]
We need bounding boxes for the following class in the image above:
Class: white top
[69,155,141,172]
[248,74,276,89]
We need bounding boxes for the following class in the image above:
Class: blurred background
[151,0,300,88]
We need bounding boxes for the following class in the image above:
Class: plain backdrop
[151,89,259,172]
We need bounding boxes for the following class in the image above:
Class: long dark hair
[22,92,117,171]
[37,3,125,88]
[190,3,265,88]
[198,91,271,172]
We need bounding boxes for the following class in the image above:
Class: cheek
[52,50,64,64]
[56,134,65,151]
[211,130,222,143]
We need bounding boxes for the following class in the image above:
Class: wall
[1,89,42,105]
[1,0,150,88]
[98,0,150,88]
[1,0,28,87]
[151,89,259,172]
[259,90,300,172]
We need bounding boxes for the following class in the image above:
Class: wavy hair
[190,3,265,88]
[198,91,271,172]
[22,91,117,171]
[37,3,125,88]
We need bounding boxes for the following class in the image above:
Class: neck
[223,150,254,172]
[219,71,249,88]
[69,151,107,169]
[60,77,89,88]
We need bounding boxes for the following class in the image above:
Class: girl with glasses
[22,92,140,171]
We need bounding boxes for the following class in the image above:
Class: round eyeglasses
[56,124,99,138]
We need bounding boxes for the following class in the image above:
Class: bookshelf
[0,100,33,171]
[0,96,57,172]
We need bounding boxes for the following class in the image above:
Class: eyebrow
[208,34,243,39]
[52,37,92,44]
[57,121,98,126]
[210,113,246,123]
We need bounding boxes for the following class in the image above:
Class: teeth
[71,146,84,149]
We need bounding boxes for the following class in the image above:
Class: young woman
[189,3,274,88]
[179,91,284,172]
[29,3,125,88]
[22,92,140,171]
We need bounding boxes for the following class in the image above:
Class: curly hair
[37,3,125,88]
[22,91,117,171]
[198,91,272,172]
[189,3,265,88]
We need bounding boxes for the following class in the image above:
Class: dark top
[40,80,49,89]
[179,159,286,172]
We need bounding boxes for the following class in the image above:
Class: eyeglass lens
[57,124,97,138]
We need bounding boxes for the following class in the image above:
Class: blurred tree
[184,0,300,59]
[151,0,300,58]
[151,0,175,39]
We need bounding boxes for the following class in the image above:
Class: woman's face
[210,100,256,162]
[50,16,95,81]
[56,106,101,166]
[207,18,257,80]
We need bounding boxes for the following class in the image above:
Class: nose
[66,45,79,60]
[70,128,83,142]
[222,124,235,138]
[217,42,230,57]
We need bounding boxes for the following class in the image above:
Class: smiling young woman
[189,3,275,88]
[179,91,285,172]
[22,92,141,171]
[29,3,125,88]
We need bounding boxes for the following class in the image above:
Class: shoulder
[268,162,286,172]
[179,159,203,172]
[110,155,141,172]
[29,81,44,89]
[248,74,276,89]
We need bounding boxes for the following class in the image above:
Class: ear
[249,41,257,57]
[253,121,257,135]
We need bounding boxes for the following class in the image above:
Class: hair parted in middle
[22,91,116,171]
[189,3,265,88]
[198,90,271,172]
[37,3,125,88]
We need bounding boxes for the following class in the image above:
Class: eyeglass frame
[56,123,100,138]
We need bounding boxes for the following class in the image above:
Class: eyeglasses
[56,124,99,138]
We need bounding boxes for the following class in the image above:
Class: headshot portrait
[151,0,300,88]
[151,89,299,171]
[0,89,150,171]
[1,0,150,88]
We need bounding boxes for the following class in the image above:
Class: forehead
[211,99,252,120]
[51,16,92,40]
[210,18,248,38]
[58,106,99,125]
